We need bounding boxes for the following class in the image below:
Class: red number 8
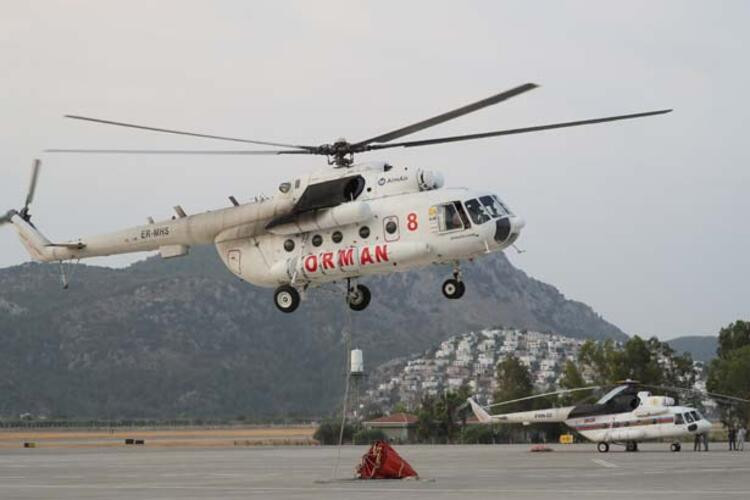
[407,212,418,231]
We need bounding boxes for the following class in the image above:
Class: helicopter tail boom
[468,397,574,425]
[9,195,297,263]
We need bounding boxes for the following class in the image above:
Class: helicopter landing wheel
[626,441,639,452]
[597,442,610,453]
[274,285,300,313]
[347,284,371,311]
[442,278,465,299]
[670,442,681,452]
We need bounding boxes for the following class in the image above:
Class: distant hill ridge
[0,247,625,418]
[667,335,718,362]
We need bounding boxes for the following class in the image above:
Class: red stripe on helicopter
[574,416,674,431]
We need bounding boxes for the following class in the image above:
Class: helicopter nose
[511,216,525,231]
[494,218,511,242]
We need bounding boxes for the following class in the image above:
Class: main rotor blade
[63,115,318,151]
[24,159,41,209]
[704,391,750,404]
[44,148,315,155]
[487,385,601,409]
[644,384,750,404]
[351,83,538,148]
[365,109,673,151]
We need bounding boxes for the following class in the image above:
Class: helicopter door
[432,201,471,233]
[227,249,241,275]
[383,216,400,242]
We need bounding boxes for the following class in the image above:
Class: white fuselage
[220,186,519,288]
[469,397,712,444]
[13,162,524,289]
[566,406,712,443]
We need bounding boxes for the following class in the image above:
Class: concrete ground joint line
[591,458,618,468]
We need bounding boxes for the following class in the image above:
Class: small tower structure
[349,349,366,419]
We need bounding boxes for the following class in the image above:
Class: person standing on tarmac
[738,426,746,451]
[694,433,702,451]
[728,426,737,451]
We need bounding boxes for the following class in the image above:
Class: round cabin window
[312,234,323,247]
[359,226,370,239]
[283,239,295,252]
[331,231,343,243]
[385,221,398,234]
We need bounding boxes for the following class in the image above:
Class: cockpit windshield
[464,199,492,225]
[482,195,511,218]
[690,411,702,421]
[463,195,511,224]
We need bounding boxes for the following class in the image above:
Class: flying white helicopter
[468,381,749,452]
[1,83,671,313]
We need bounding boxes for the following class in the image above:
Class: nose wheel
[347,283,371,311]
[442,279,465,299]
[442,264,465,299]
[597,442,610,453]
[274,285,300,313]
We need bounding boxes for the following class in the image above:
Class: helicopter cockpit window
[690,411,702,421]
[480,195,509,218]
[495,195,513,215]
[684,412,694,423]
[436,202,470,232]
[674,413,684,425]
[464,199,491,225]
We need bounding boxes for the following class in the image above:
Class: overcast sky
[1,1,748,340]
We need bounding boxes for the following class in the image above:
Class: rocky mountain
[667,335,718,362]
[0,246,626,419]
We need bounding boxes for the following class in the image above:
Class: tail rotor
[1,159,41,226]
[0,210,15,226]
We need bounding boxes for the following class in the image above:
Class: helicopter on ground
[1,83,670,312]
[468,381,749,452]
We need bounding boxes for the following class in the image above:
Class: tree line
[316,320,749,444]
[706,320,750,426]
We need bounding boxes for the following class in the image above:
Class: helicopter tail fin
[9,214,57,262]
[2,159,84,262]
[467,397,494,424]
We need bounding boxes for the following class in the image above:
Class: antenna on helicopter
[45,83,672,168]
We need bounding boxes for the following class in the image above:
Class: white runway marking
[592,458,618,468]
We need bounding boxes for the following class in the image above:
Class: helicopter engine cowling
[416,169,444,191]
[267,201,372,236]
